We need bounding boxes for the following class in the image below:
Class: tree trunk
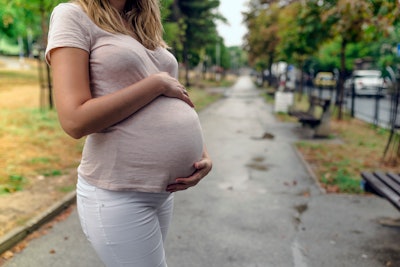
[183,44,190,87]
[298,59,305,101]
[268,54,274,87]
[337,39,347,120]
[40,0,53,109]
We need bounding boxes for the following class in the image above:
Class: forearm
[58,75,163,139]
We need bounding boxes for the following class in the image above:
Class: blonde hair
[72,0,167,50]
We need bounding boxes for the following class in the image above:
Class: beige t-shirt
[46,3,204,192]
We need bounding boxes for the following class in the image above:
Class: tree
[243,1,280,87]
[278,1,329,97]
[161,0,183,55]
[0,0,64,54]
[175,0,223,86]
[321,0,398,119]
[0,0,65,109]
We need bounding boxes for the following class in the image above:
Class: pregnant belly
[115,96,204,182]
[79,96,204,191]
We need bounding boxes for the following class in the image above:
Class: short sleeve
[45,3,91,64]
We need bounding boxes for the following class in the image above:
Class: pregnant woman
[45,0,212,266]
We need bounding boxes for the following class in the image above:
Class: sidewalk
[2,76,399,267]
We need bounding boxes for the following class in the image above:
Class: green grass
[189,86,223,111]
[58,185,75,193]
[0,69,38,85]
[0,174,27,194]
[0,107,80,191]
[321,169,363,194]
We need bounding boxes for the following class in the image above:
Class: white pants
[76,176,174,267]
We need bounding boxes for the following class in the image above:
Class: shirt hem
[78,175,170,193]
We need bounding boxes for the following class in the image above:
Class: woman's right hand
[155,72,194,108]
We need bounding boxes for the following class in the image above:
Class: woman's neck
[108,0,126,13]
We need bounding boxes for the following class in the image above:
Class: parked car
[344,70,388,97]
[313,72,336,88]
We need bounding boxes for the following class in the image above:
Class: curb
[292,143,327,194]
[0,191,76,255]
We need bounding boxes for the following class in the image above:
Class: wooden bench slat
[374,171,400,195]
[387,172,400,186]
[361,171,400,211]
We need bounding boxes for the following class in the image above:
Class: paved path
[3,76,400,267]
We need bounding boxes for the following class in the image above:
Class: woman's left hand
[166,150,212,193]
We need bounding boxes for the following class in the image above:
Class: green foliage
[0,174,26,194]
[278,1,329,64]
[245,0,399,77]
[244,2,280,65]
[163,22,181,50]
[0,37,20,55]
[312,39,374,73]
[0,0,242,76]
[177,0,224,65]
[0,0,66,56]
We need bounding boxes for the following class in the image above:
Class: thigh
[77,178,173,267]
[157,193,174,242]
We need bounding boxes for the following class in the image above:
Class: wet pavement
[2,75,400,267]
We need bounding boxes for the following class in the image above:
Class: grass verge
[274,92,400,194]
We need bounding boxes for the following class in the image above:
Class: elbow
[64,127,86,140]
[60,120,87,139]
[66,129,85,140]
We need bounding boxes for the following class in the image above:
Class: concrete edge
[291,143,327,194]
[0,190,76,255]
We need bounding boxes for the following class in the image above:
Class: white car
[345,70,387,97]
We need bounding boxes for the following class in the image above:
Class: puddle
[218,183,267,194]
[246,163,268,171]
[252,156,265,162]
[294,203,308,215]
[246,156,269,171]
[251,132,274,140]
[293,203,308,229]
[297,189,311,197]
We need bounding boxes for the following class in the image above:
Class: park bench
[288,95,331,137]
[361,171,400,212]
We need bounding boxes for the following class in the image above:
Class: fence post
[383,66,399,160]
[373,87,382,127]
[386,67,398,127]
[350,80,355,117]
